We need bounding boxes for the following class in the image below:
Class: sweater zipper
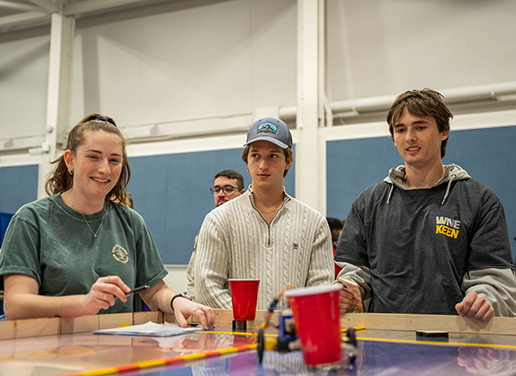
[253,200,287,247]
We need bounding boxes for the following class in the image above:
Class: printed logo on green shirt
[112,244,129,264]
[435,216,460,239]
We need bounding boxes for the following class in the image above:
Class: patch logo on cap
[257,122,278,134]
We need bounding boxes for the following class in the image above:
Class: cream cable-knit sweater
[194,189,333,310]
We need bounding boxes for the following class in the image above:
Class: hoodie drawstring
[441,174,456,205]
[386,183,395,204]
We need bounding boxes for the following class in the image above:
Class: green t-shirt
[0,194,168,314]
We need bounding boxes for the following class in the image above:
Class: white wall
[70,0,297,131]
[326,0,516,101]
[164,265,188,294]
[0,28,49,141]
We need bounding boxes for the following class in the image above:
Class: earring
[69,170,73,175]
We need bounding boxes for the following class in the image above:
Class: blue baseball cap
[243,117,293,149]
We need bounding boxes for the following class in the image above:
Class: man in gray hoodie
[335,88,516,321]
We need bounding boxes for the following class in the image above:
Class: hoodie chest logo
[435,216,460,239]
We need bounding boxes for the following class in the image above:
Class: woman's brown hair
[45,113,131,204]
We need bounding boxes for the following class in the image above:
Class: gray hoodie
[335,164,516,316]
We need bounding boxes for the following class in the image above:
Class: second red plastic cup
[229,279,260,321]
[284,284,342,366]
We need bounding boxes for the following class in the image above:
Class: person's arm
[337,263,372,311]
[139,280,214,329]
[3,274,131,319]
[305,217,334,286]
[4,273,215,328]
[185,236,198,301]
[458,187,516,321]
[194,214,232,309]
[456,268,516,321]
[334,198,372,311]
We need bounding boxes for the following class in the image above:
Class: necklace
[255,203,281,214]
[258,207,279,214]
[69,199,106,238]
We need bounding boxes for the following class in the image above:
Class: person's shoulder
[109,201,144,222]
[14,195,55,218]
[454,178,502,204]
[209,191,251,217]
[286,195,326,221]
[456,177,490,190]
[226,191,251,208]
[363,180,390,193]
[287,195,315,211]
[449,176,494,195]
[355,181,390,200]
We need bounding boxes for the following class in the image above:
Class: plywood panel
[133,311,163,325]
[98,313,133,330]
[340,312,516,335]
[15,317,60,338]
[0,320,15,340]
[60,315,99,334]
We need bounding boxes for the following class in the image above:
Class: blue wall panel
[327,125,516,255]
[0,165,38,214]
[128,148,295,265]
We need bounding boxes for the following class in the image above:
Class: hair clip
[96,116,108,122]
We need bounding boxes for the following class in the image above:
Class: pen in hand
[126,285,150,296]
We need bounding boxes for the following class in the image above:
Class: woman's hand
[172,297,215,330]
[140,281,216,330]
[80,275,131,316]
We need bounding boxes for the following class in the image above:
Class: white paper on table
[92,321,201,337]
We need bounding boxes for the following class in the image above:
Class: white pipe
[328,81,516,115]
[129,80,516,141]
[279,106,297,120]
[441,81,516,103]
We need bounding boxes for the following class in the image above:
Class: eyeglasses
[210,185,239,195]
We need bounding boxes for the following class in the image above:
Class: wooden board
[340,312,516,335]
[2,310,516,340]
[61,315,99,334]
[133,311,163,325]
[0,319,15,340]
[16,317,61,339]
[98,313,133,330]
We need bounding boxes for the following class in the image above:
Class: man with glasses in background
[186,170,245,300]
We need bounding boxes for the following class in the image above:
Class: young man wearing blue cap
[194,118,333,310]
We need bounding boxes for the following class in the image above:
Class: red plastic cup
[229,279,260,321]
[284,284,342,366]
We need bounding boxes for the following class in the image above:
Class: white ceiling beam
[63,0,154,16]
[0,1,45,12]
[26,0,59,13]
[0,11,49,28]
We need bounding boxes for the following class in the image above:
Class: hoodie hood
[383,164,471,205]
